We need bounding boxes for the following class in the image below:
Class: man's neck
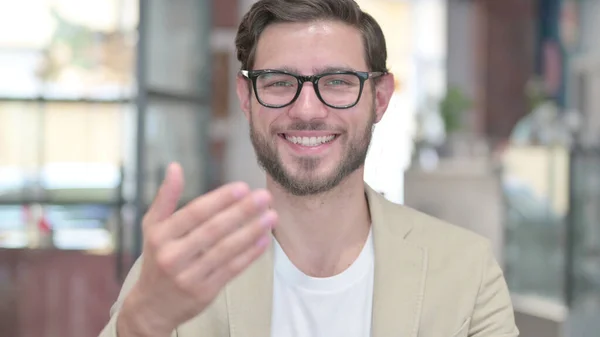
[268,170,371,278]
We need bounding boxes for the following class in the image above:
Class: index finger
[144,162,184,225]
[156,181,251,240]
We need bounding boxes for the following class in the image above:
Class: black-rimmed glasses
[240,69,386,109]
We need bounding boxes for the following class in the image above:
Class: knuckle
[240,199,258,218]
[155,250,176,273]
[147,227,168,249]
[146,230,164,250]
[174,272,192,291]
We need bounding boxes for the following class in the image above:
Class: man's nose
[287,83,328,120]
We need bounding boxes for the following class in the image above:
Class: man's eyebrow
[280,66,301,74]
[313,66,356,73]
[264,65,357,75]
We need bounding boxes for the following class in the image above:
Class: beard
[249,109,376,196]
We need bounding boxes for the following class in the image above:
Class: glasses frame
[240,69,386,109]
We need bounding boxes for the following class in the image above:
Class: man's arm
[97,166,275,337]
[98,257,177,337]
[469,242,520,337]
[98,256,140,337]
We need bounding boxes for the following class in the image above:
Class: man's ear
[236,74,252,121]
[373,73,396,123]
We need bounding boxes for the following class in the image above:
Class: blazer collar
[365,184,428,337]
[225,183,428,337]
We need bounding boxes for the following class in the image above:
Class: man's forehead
[253,20,367,71]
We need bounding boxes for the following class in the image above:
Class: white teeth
[285,135,336,146]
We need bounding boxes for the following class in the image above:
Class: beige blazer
[100,184,519,337]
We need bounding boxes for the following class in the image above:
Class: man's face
[236,20,394,196]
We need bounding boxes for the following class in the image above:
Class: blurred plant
[439,85,471,136]
[36,9,96,81]
[410,86,473,163]
[511,76,583,147]
[36,8,134,84]
[524,76,548,112]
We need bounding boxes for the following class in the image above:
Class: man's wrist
[116,290,172,337]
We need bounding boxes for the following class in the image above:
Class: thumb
[145,162,184,225]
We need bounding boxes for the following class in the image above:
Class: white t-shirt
[270,229,374,337]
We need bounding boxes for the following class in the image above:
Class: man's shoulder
[378,201,499,284]
[382,199,491,256]
[366,184,489,254]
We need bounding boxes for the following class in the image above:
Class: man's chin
[271,169,344,196]
[279,167,330,185]
[278,181,335,196]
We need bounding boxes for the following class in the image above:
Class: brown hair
[235,0,388,73]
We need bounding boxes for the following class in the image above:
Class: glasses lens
[255,72,298,107]
[318,73,361,107]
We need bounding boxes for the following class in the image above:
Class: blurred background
[0,0,598,336]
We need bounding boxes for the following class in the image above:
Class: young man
[101,0,519,336]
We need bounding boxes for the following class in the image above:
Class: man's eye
[327,79,348,86]
[323,78,354,87]
[269,81,293,87]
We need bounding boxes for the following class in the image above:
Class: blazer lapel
[366,185,428,337]
[226,239,274,337]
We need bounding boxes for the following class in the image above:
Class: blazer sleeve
[98,256,177,337]
[469,242,520,337]
[98,256,143,337]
